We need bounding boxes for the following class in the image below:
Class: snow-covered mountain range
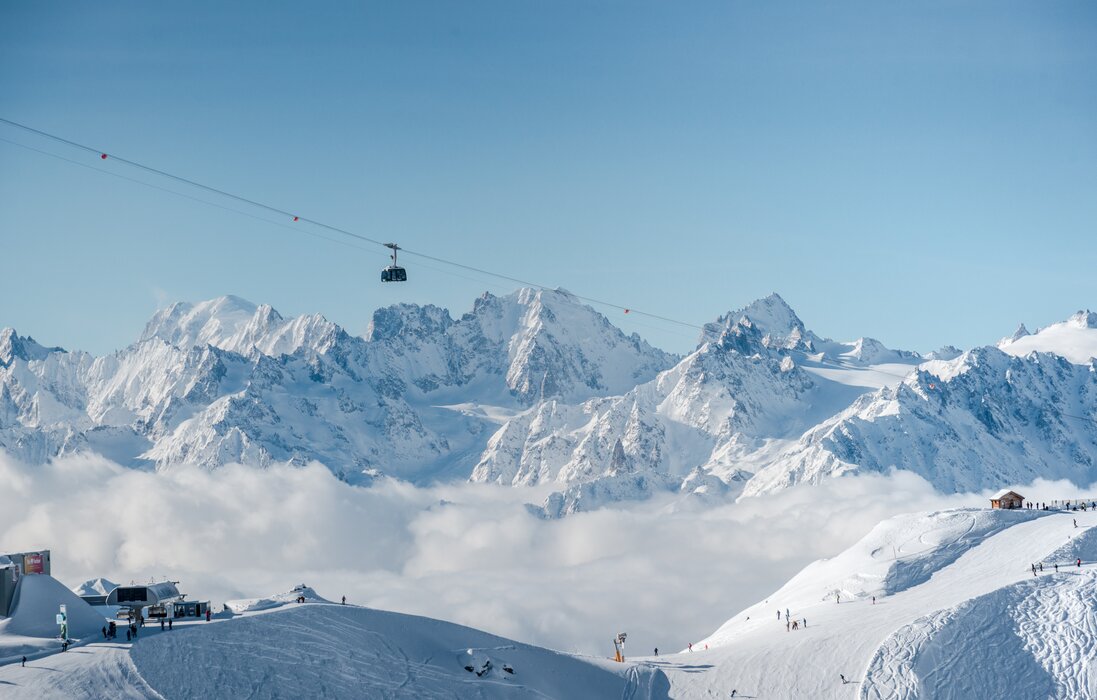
[3,291,1096,510]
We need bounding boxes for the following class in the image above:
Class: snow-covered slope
[998,309,1097,364]
[660,505,1097,699]
[0,599,670,699]
[9,507,1097,698]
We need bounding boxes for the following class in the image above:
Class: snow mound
[0,575,106,658]
[130,604,670,699]
[224,584,329,613]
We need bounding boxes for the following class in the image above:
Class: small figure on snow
[840,673,848,684]
[803,618,807,628]
[688,642,693,652]
[872,596,876,605]
[654,648,658,656]
[21,656,26,667]
[1078,558,1083,568]
[342,596,346,605]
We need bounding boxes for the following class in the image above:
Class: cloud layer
[2,454,1072,656]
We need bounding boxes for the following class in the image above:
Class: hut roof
[991,489,1023,500]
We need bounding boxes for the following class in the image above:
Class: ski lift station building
[990,490,1025,509]
[105,581,210,620]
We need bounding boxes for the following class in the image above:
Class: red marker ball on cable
[100,153,108,159]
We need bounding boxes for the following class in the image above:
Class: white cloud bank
[0,454,1079,656]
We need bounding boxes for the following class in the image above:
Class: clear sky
[2,1,1095,356]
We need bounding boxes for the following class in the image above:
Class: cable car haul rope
[2,116,1096,427]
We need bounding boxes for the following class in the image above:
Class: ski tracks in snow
[861,573,1097,699]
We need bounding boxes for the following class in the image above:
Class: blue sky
[2,1,1095,356]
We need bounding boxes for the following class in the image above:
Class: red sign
[24,554,43,574]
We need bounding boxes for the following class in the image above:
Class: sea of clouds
[1,453,1083,656]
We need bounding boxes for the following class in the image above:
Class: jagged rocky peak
[700,293,813,351]
[365,303,454,342]
[843,337,921,364]
[1068,310,1097,329]
[142,295,260,349]
[925,345,964,361]
[1009,323,1031,341]
[140,296,345,358]
[463,287,581,342]
[463,287,675,403]
[0,328,64,366]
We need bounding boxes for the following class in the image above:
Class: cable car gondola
[381,242,407,282]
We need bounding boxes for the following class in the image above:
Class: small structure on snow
[990,490,1025,509]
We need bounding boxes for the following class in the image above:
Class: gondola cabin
[381,266,407,282]
[990,489,1025,509]
[381,242,407,282]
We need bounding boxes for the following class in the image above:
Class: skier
[168,618,173,630]
[776,610,780,620]
[731,691,737,698]
[1055,563,1059,572]
[1075,519,1078,528]
[1078,558,1083,568]
[688,642,693,652]
[206,609,212,622]
[342,595,346,605]
[1040,563,1044,572]
[803,618,807,628]
[840,673,848,684]
[836,593,840,604]
[786,620,790,632]
[21,656,26,667]
[160,619,165,631]
[654,648,658,656]
[872,596,876,605]
[101,625,107,639]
